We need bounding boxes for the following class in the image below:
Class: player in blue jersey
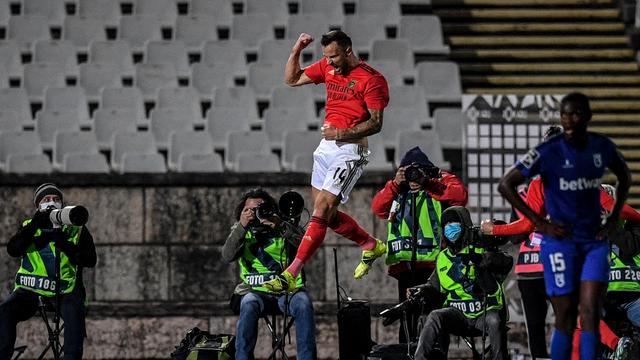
[498,92,631,360]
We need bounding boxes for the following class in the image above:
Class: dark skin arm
[598,151,631,239]
[322,109,384,140]
[498,167,568,238]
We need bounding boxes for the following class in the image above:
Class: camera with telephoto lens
[250,190,305,226]
[49,205,89,227]
[404,163,439,183]
[253,202,277,222]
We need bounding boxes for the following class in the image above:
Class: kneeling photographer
[390,206,512,360]
[0,183,96,360]
[222,188,316,360]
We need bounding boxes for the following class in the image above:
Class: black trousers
[0,286,86,360]
[518,277,550,359]
[395,268,434,343]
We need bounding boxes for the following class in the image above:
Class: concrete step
[443,22,625,34]
[437,8,619,20]
[621,149,640,159]
[447,35,628,46]
[465,88,640,97]
[432,0,614,6]
[451,48,635,60]
[590,125,638,135]
[460,62,639,73]
[592,100,640,111]
[612,138,640,147]
[463,75,640,86]
[592,114,640,122]
[630,162,640,171]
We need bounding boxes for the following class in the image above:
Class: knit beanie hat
[33,183,63,206]
[399,146,436,168]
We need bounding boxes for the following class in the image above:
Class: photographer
[410,206,511,360]
[371,146,467,342]
[222,189,316,360]
[0,183,96,360]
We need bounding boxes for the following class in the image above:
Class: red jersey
[304,59,389,129]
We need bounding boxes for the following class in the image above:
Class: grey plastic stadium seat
[0,64,7,88]
[33,40,79,77]
[6,153,52,174]
[43,87,90,123]
[298,0,344,28]
[0,131,43,168]
[245,0,289,28]
[236,151,281,173]
[168,130,214,170]
[0,0,9,28]
[0,88,32,121]
[0,110,26,132]
[135,63,178,100]
[212,87,260,125]
[175,15,218,51]
[434,108,464,149]
[134,0,177,27]
[89,40,135,77]
[145,40,190,78]
[395,129,449,170]
[63,16,107,52]
[399,15,450,55]
[282,130,321,170]
[201,40,247,77]
[191,63,235,97]
[0,40,22,79]
[62,153,110,173]
[120,153,166,173]
[53,131,99,169]
[149,108,196,150]
[247,63,285,100]
[111,131,157,170]
[100,87,146,120]
[263,107,311,149]
[388,86,431,127]
[157,87,202,119]
[258,39,300,65]
[416,61,462,104]
[231,14,275,53]
[78,0,121,27]
[207,106,252,149]
[343,15,386,54]
[225,131,270,170]
[119,15,162,52]
[36,110,82,150]
[356,0,400,27]
[366,60,404,87]
[370,39,414,77]
[23,0,66,27]
[364,133,392,172]
[8,16,50,51]
[291,154,313,173]
[23,63,66,101]
[380,106,423,147]
[286,13,330,42]
[177,153,223,173]
[93,108,138,149]
[79,63,122,100]
[270,85,315,115]
[190,0,233,28]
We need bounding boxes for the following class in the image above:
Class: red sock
[329,210,376,250]
[286,216,327,277]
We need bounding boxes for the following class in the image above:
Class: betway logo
[559,177,602,191]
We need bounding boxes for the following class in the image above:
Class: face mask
[444,222,463,243]
[39,201,62,211]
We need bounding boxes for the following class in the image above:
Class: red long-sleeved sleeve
[425,171,468,206]
[371,179,401,219]
[600,190,640,222]
[492,178,545,236]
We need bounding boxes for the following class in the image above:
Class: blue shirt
[514,132,625,240]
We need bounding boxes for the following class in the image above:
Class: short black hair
[561,92,592,119]
[321,30,352,49]
[234,188,277,221]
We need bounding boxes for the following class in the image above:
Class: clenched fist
[293,33,314,53]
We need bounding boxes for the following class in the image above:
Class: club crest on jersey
[593,153,602,168]
[519,149,540,169]
[348,80,357,88]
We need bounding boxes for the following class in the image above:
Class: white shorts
[311,139,370,204]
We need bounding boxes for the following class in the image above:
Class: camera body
[49,205,89,227]
[404,163,439,183]
[249,190,305,228]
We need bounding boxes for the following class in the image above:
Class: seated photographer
[222,189,316,360]
[410,206,512,360]
[371,146,467,342]
[0,183,96,360]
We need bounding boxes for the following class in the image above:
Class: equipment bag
[338,299,372,359]
[171,327,235,360]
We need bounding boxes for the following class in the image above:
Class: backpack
[171,327,235,360]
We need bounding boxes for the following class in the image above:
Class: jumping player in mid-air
[264,30,389,292]
[498,92,631,360]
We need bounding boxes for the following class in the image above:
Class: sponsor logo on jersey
[559,177,602,191]
[519,149,540,169]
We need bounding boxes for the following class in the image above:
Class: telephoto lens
[49,205,89,226]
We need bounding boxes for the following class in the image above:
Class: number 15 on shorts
[549,253,566,288]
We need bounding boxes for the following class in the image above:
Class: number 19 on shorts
[549,253,566,288]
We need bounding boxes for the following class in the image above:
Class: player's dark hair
[561,92,592,120]
[234,188,277,221]
[321,30,352,49]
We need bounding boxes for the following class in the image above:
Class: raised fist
[294,33,314,52]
